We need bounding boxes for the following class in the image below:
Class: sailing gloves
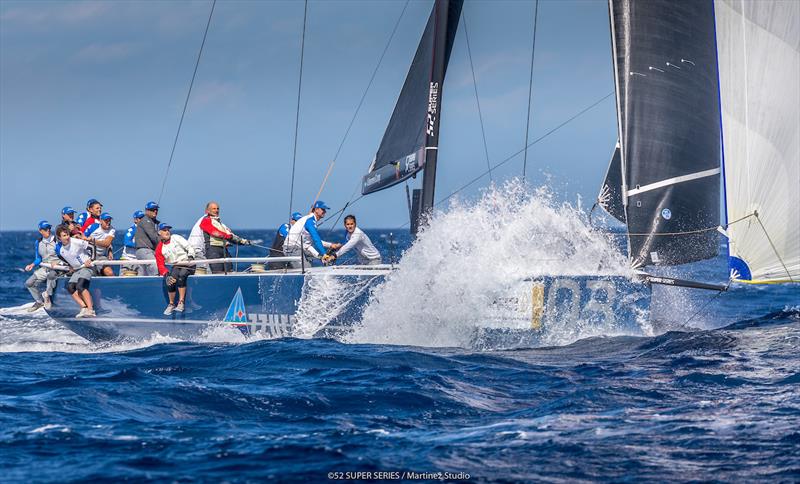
[231,235,251,246]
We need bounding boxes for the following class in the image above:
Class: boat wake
[345,181,648,349]
[0,303,249,354]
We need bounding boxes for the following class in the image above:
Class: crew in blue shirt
[121,210,144,275]
[268,212,302,269]
[24,221,59,311]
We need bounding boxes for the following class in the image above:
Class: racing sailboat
[44,0,796,343]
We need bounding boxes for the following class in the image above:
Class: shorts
[69,267,94,284]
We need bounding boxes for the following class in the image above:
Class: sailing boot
[27,302,44,313]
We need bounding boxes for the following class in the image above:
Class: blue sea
[1,228,798,482]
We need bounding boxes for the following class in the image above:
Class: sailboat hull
[46,268,387,342]
[45,268,651,344]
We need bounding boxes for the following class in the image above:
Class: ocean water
[1,189,798,482]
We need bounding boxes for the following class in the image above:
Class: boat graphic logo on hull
[224,287,250,335]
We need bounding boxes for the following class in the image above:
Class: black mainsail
[602,0,722,268]
[361,0,463,232]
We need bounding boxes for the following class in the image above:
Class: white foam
[292,273,381,338]
[30,424,71,434]
[346,180,640,348]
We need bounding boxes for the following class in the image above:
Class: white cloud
[1,1,111,27]
[192,80,242,108]
[73,42,138,62]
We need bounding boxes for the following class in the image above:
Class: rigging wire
[330,0,410,167]
[157,0,216,204]
[288,0,308,217]
[754,211,795,282]
[522,0,539,181]
[322,91,616,227]
[677,279,732,329]
[462,12,492,182]
[436,91,615,208]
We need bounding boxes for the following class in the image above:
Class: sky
[0,0,618,231]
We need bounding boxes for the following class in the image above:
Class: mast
[416,0,457,229]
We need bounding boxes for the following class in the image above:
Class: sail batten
[715,0,800,283]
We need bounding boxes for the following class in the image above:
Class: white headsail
[715,0,800,283]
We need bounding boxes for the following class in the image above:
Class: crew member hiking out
[269,211,302,269]
[24,221,59,311]
[283,201,335,268]
[199,201,250,274]
[155,223,196,315]
[134,201,160,276]
[55,225,95,318]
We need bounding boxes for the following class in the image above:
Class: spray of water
[346,180,641,348]
[292,274,381,338]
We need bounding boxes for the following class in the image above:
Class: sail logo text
[426,82,439,136]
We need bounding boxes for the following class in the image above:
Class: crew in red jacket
[199,201,250,273]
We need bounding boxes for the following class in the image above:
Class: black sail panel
[597,142,626,223]
[362,0,463,196]
[611,0,721,267]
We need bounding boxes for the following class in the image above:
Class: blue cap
[145,201,159,210]
[61,206,77,215]
[157,223,172,231]
[313,200,330,210]
[291,211,303,221]
[133,210,145,219]
[86,198,100,208]
[100,212,113,221]
[38,220,52,230]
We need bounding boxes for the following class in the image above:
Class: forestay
[715,0,800,283]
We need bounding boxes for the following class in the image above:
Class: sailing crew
[268,211,302,269]
[283,201,335,268]
[155,223,196,315]
[199,201,250,274]
[24,221,59,311]
[134,201,160,276]
[121,210,144,275]
[326,215,381,266]
[58,206,82,237]
[55,225,95,318]
[77,198,102,232]
[187,206,213,274]
[83,212,116,276]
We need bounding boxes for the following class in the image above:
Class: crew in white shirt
[55,225,95,318]
[326,215,381,265]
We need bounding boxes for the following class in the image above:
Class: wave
[346,181,641,348]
